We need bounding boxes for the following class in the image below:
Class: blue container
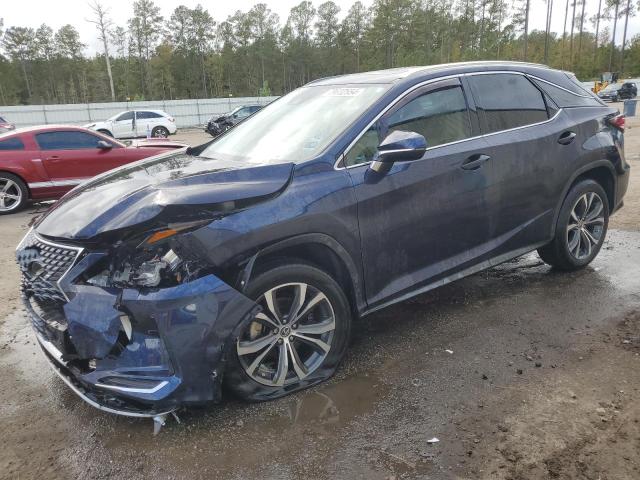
[623,99,637,117]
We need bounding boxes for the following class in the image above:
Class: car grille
[17,231,83,353]
[17,230,81,283]
[17,229,83,313]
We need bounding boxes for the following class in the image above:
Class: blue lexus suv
[17,62,629,425]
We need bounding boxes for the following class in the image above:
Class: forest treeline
[0,0,639,106]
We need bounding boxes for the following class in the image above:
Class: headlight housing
[86,221,209,289]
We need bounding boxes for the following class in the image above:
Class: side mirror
[370,130,427,172]
[97,140,113,149]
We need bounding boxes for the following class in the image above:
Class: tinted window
[532,78,604,108]
[0,137,24,150]
[36,131,102,150]
[468,74,548,133]
[345,85,471,167]
[116,111,134,121]
[136,111,162,119]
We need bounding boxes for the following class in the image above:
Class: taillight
[608,114,625,132]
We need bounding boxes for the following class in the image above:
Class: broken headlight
[86,221,208,289]
[87,247,184,288]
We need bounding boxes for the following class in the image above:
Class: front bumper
[205,122,224,136]
[19,233,258,416]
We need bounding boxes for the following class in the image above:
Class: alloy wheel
[237,282,336,387]
[566,192,605,260]
[0,178,23,212]
[153,127,169,138]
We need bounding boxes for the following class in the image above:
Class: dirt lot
[1,109,639,480]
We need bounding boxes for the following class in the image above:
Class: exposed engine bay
[84,239,203,289]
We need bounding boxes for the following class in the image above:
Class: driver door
[344,78,498,308]
[36,130,122,181]
[112,111,135,138]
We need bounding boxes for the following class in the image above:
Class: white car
[86,110,177,139]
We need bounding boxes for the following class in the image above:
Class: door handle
[47,155,60,160]
[461,154,491,170]
[557,131,577,145]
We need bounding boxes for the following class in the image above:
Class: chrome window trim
[527,74,594,98]
[336,70,564,170]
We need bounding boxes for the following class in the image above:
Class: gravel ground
[0,107,639,480]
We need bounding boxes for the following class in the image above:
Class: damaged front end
[16,228,259,419]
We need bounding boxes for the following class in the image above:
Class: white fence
[0,96,279,129]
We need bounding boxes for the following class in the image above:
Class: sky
[2,0,639,56]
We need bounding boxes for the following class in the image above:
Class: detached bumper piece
[17,232,259,430]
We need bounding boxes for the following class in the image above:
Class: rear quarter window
[0,137,25,151]
[136,111,163,119]
[530,78,604,108]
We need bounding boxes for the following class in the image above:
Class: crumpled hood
[211,114,229,123]
[35,151,294,241]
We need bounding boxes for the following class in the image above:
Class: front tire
[225,262,351,402]
[0,173,28,215]
[538,179,609,270]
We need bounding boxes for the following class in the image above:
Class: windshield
[0,117,6,123]
[199,84,390,164]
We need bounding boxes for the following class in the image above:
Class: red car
[0,125,185,214]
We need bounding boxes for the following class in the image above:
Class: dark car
[205,105,262,136]
[619,82,637,99]
[0,115,15,133]
[17,62,629,427]
[597,82,637,102]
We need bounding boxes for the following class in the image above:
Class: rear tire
[0,173,28,215]
[538,179,609,270]
[225,262,351,402]
[97,129,113,137]
[152,126,169,138]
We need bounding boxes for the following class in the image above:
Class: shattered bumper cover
[18,232,258,417]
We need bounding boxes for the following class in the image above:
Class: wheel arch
[551,161,616,236]
[240,233,366,316]
[96,128,113,137]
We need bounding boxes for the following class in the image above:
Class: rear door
[464,72,568,254]
[345,78,498,307]
[36,130,126,182]
[135,111,164,137]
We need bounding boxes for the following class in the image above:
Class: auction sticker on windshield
[322,87,364,97]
